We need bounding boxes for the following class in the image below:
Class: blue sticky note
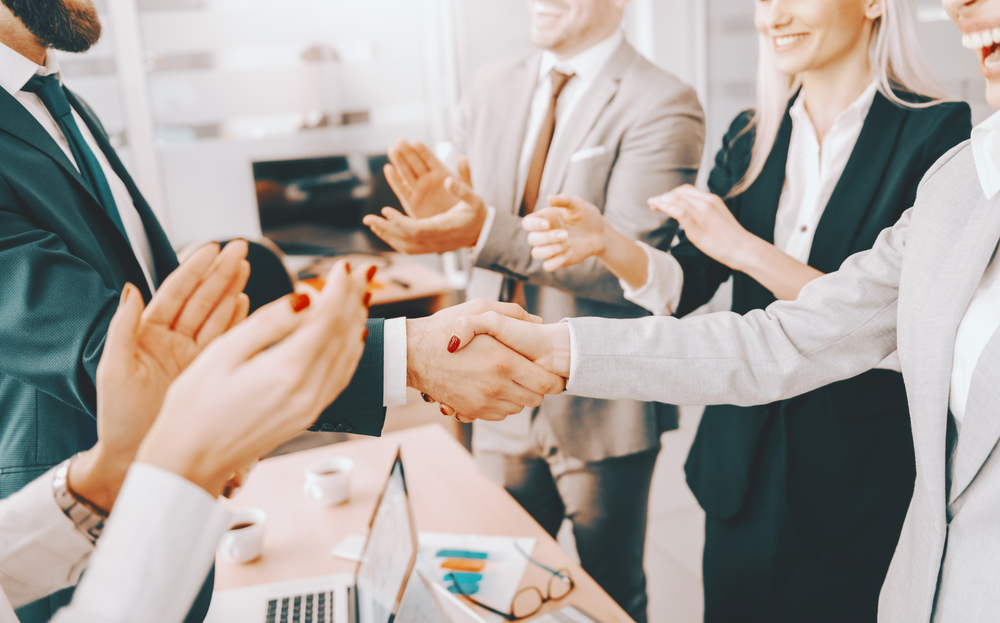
[436,549,488,559]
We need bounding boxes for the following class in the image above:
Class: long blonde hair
[729,0,949,197]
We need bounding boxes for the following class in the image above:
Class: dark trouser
[702,418,885,623]
[476,445,658,623]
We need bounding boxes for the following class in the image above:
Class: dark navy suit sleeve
[310,318,387,437]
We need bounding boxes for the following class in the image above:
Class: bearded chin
[2,0,102,54]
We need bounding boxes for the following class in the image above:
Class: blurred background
[64,2,987,620]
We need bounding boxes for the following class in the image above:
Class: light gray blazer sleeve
[477,86,704,306]
[565,205,910,405]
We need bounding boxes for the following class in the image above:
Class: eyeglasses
[445,544,575,621]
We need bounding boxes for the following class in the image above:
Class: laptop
[204,451,418,623]
[252,154,395,257]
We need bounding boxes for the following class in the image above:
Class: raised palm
[96,242,250,463]
[385,140,471,219]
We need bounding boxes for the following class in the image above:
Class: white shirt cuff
[0,467,94,608]
[383,317,407,407]
[468,205,498,264]
[620,241,685,316]
[58,463,230,623]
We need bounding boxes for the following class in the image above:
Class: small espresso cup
[303,456,353,506]
[220,507,266,564]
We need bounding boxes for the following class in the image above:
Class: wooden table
[217,424,632,622]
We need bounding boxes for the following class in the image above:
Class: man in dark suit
[0,1,563,621]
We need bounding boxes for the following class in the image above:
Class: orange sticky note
[440,559,486,572]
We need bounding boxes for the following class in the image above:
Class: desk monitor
[252,154,397,256]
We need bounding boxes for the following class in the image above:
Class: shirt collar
[538,30,624,85]
[789,79,879,137]
[972,110,1000,200]
[0,43,60,98]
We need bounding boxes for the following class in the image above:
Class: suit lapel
[0,88,102,209]
[487,54,541,214]
[67,89,178,283]
[808,93,906,273]
[542,41,636,199]
[739,105,794,245]
[949,200,1000,503]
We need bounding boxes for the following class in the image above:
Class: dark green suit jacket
[0,85,386,621]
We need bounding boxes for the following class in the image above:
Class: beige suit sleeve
[565,206,909,405]
[476,85,705,306]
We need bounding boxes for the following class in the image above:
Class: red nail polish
[440,406,449,416]
[289,293,310,313]
[366,265,377,283]
[362,292,372,307]
[344,262,352,274]
[361,327,369,341]
[447,336,460,353]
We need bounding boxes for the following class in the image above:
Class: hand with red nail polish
[75,241,252,510]
[447,308,571,380]
[404,299,565,422]
[137,259,372,497]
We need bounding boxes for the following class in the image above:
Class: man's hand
[405,300,565,422]
[69,241,251,510]
[364,168,486,254]
[385,139,471,219]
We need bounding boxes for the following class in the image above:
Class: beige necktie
[502,69,575,306]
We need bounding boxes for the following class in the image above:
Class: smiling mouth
[962,27,1000,69]
[773,34,808,50]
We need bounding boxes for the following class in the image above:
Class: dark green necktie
[22,73,128,239]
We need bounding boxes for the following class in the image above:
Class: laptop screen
[356,453,418,623]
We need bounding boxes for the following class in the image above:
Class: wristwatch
[52,455,108,544]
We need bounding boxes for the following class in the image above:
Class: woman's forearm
[597,225,651,290]
[733,235,824,300]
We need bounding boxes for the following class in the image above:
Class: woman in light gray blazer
[446,0,1000,616]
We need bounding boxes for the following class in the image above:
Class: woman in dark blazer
[519,0,971,620]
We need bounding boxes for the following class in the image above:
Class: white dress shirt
[0,45,157,293]
[0,43,406,407]
[950,110,1000,426]
[0,464,229,623]
[468,30,626,264]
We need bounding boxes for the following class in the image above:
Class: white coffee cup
[220,507,266,564]
[303,456,353,506]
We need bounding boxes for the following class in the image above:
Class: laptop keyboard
[265,592,333,623]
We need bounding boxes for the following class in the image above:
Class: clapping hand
[364,142,485,254]
[137,261,371,497]
[522,195,609,271]
[385,139,471,219]
[648,185,750,268]
[70,241,251,509]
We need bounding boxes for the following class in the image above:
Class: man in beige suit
[447,0,1000,619]
[363,1,703,619]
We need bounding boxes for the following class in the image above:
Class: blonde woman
[515,0,971,620]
